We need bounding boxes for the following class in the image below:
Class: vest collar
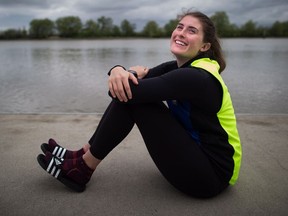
[179,53,209,68]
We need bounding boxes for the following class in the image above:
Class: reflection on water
[222,39,288,114]
[0,39,287,114]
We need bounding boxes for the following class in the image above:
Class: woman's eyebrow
[178,22,199,32]
[188,26,199,32]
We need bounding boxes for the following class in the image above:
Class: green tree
[241,20,257,37]
[112,25,121,37]
[0,28,27,39]
[120,19,136,37]
[270,21,282,37]
[97,16,114,37]
[282,21,288,37]
[163,19,178,37]
[22,28,28,38]
[229,24,240,37]
[142,21,162,37]
[29,18,54,38]
[256,26,269,37]
[56,16,82,38]
[270,21,288,37]
[2,10,288,39]
[82,19,100,37]
[210,11,231,37]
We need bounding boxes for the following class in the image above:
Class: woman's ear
[200,43,211,52]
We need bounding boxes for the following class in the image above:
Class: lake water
[0,38,287,114]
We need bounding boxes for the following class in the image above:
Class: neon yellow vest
[191,58,242,185]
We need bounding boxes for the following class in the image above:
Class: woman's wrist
[108,65,149,79]
[127,70,138,78]
[108,65,126,76]
[128,66,149,79]
[143,67,149,78]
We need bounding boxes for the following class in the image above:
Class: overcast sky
[0,0,288,30]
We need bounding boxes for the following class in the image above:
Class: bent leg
[130,102,227,198]
[88,101,227,197]
[89,101,135,160]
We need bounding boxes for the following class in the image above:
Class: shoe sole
[37,154,85,192]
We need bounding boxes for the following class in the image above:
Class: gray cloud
[0,0,287,30]
[0,0,50,8]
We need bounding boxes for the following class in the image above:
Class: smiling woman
[37,10,242,198]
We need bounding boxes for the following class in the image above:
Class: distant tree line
[0,11,287,39]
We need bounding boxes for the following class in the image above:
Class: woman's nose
[178,29,185,38]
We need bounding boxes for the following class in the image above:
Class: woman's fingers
[108,73,128,102]
[108,69,138,102]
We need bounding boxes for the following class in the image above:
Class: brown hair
[178,10,226,73]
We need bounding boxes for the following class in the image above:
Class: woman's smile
[175,40,188,46]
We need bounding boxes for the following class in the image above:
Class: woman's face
[170,15,210,66]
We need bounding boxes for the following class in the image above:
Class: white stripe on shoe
[52,146,67,158]
[55,169,61,178]
[55,147,62,157]
[52,146,59,155]
[46,157,63,178]
[51,166,57,176]
[47,157,54,172]
[59,148,67,158]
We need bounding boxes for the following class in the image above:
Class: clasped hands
[108,65,149,102]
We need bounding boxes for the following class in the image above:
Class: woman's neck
[177,53,208,68]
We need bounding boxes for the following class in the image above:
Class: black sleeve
[144,61,178,78]
[111,67,223,113]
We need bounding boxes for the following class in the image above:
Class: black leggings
[89,100,228,198]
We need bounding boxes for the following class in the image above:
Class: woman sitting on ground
[37,10,242,199]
